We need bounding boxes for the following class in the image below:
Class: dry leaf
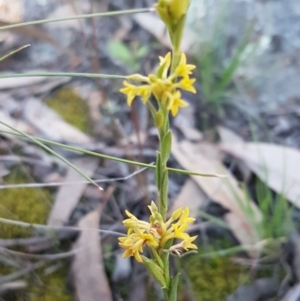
[172,134,262,256]
[217,126,244,144]
[0,76,47,90]
[221,142,300,207]
[72,209,113,301]
[0,109,34,134]
[45,4,87,30]
[217,126,251,182]
[23,98,92,143]
[280,284,300,301]
[169,179,206,218]
[47,157,100,227]
[133,13,193,53]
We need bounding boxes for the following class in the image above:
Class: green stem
[0,44,30,62]
[0,121,102,190]
[0,72,125,80]
[0,130,226,178]
[0,8,153,31]
[157,106,170,219]
[170,47,182,75]
[0,130,222,178]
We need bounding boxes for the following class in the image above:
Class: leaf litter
[1,0,300,300]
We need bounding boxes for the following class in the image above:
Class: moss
[0,168,51,238]
[4,262,72,301]
[181,253,246,301]
[45,87,90,133]
[0,169,73,301]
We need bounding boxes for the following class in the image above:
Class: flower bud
[155,0,191,50]
[156,0,191,26]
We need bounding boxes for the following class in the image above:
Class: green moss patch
[181,253,246,301]
[0,168,51,238]
[45,87,90,133]
[0,169,73,300]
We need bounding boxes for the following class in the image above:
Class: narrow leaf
[161,131,172,164]
[169,273,180,301]
[142,256,167,288]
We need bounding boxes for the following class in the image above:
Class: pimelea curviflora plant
[119,1,197,300]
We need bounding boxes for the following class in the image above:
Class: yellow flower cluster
[119,201,197,263]
[120,52,196,116]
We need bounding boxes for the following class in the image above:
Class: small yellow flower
[176,77,196,94]
[119,52,196,117]
[119,228,159,263]
[173,53,196,78]
[169,235,197,256]
[119,202,197,263]
[166,91,189,117]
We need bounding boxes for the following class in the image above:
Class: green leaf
[136,45,149,57]
[142,256,167,288]
[155,110,164,129]
[215,23,254,93]
[107,41,132,67]
[169,273,181,301]
[160,169,169,217]
[161,130,172,164]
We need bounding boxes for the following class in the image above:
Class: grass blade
[0,72,125,80]
[0,44,30,62]
[0,8,154,31]
[0,121,103,190]
[0,130,224,178]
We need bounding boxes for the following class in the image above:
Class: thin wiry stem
[0,7,154,31]
[0,130,224,178]
[0,72,125,80]
[0,217,126,237]
[0,165,151,190]
[0,120,103,190]
[0,44,30,62]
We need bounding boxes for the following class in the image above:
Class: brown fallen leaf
[217,126,251,182]
[169,179,206,218]
[47,157,100,227]
[171,134,262,256]
[72,208,113,301]
[0,75,47,90]
[217,126,244,144]
[221,142,300,208]
[23,98,92,143]
[133,13,193,53]
[0,109,34,135]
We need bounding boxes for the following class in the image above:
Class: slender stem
[0,8,154,31]
[0,130,222,178]
[0,121,102,190]
[0,44,30,62]
[158,106,169,219]
[0,72,125,80]
[170,47,182,75]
